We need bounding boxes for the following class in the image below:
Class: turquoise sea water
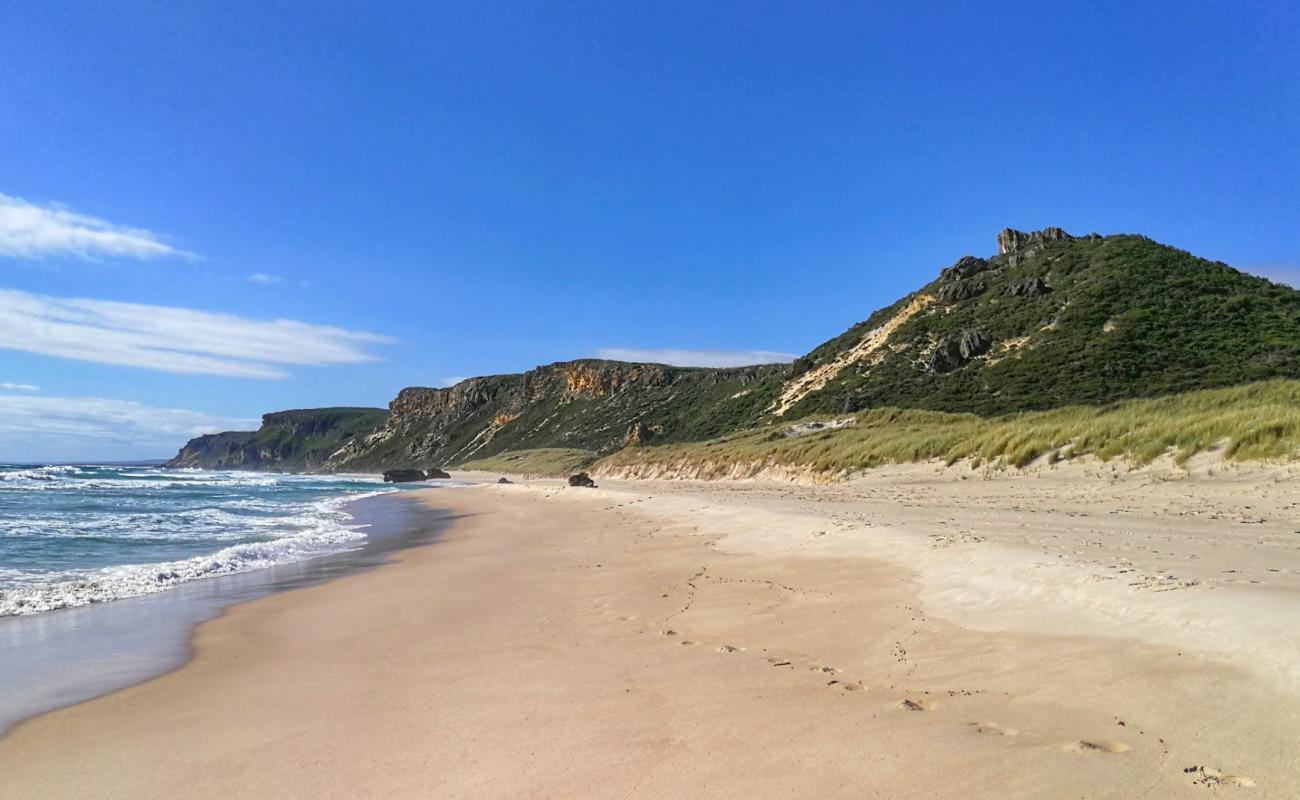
[0,464,416,616]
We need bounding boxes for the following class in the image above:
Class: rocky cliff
[166,407,387,471]
[326,360,784,471]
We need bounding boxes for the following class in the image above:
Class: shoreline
[0,491,450,738]
[2,471,1296,796]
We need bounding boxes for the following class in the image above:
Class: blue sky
[1,1,1297,460]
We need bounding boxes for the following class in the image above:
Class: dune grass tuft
[596,380,1300,477]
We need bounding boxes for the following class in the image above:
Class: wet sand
[2,466,1297,798]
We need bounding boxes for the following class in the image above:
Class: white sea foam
[0,489,394,616]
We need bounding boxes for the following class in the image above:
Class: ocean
[0,464,418,616]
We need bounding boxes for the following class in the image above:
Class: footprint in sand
[1067,740,1129,754]
[717,644,741,653]
[969,721,1018,736]
[1185,766,1256,788]
[900,698,935,712]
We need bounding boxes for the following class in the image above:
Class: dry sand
[2,461,1298,798]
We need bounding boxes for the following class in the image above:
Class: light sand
[2,464,1298,798]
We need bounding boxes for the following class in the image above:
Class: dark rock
[927,331,993,373]
[497,477,512,484]
[1007,277,1051,298]
[939,255,989,281]
[425,467,451,479]
[937,281,986,304]
[567,472,597,488]
[383,469,427,483]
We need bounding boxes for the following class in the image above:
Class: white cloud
[0,192,193,261]
[0,393,256,461]
[247,272,284,285]
[593,347,796,368]
[1,382,39,392]
[0,288,394,379]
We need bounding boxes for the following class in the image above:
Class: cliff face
[165,431,257,469]
[165,408,387,472]
[326,360,785,471]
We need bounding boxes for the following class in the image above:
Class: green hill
[776,228,1300,418]
[171,228,1300,475]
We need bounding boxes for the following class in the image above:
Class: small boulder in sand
[567,472,597,488]
[425,467,451,479]
[382,469,427,483]
[497,477,512,484]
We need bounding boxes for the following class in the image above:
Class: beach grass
[458,448,598,477]
[595,379,1300,477]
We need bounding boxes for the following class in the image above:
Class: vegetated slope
[166,408,387,471]
[327,360,783,471]
[597,379,1300,479]
[777,228,1300,418]
[170,227,1300,475]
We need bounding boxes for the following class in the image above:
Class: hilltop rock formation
[996,226,1075,255]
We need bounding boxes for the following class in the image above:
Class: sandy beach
[3,463,1298,798]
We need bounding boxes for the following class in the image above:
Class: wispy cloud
[0,192,193,261]
[0,288,394,379]
[593,347,796,368]
[0,382,39,392]
[246,272,284,285]
[0,393,256,461]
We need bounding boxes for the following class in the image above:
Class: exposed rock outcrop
[937,280,987,304]
[939,255,990,280]
[1007,277,1052,298]
[927,331,993,373]
[996,227,1075,255]
[425,467,451,479]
